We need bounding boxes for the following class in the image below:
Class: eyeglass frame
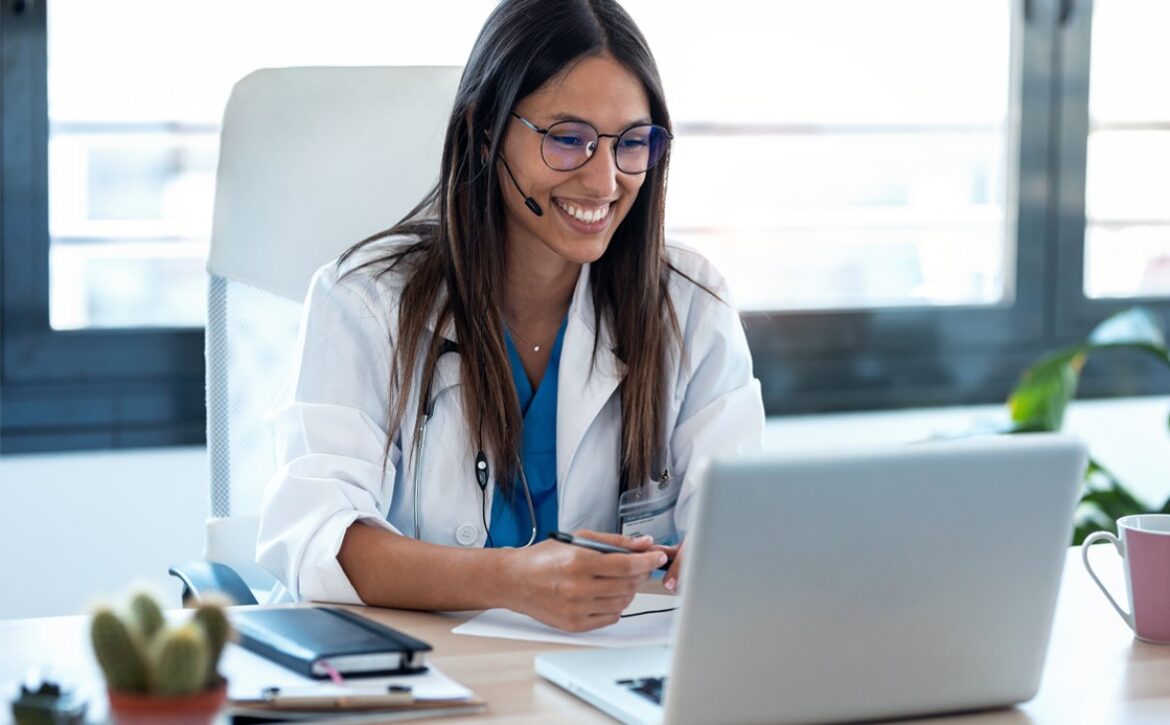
[510,112,673,174]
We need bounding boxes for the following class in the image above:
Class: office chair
[169,66,461,605]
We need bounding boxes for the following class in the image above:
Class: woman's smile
[552,197,614,234]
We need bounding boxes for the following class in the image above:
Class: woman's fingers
[587,569,647,597]
[572,529,656,551]
[650,543,679,558]
[556,610,624,633]
[590,594,637,616]
[565,530,675,581]
[560,549,663,587]
[548,594,636,632]
[662,543,685,592]
[509,535,673,632]
[590,550,667,578]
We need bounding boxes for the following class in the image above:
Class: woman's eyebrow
[548,112,654,127]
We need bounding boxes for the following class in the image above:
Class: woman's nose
[577,140,620,196]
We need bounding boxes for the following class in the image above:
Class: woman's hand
[654,542,684,593]
[502,531,667,632]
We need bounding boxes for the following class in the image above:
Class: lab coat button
[455,524,479,546]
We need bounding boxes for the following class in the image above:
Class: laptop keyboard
[617,676,667,705]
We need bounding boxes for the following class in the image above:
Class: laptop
[536,433,1087,724]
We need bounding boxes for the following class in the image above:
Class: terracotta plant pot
[106,681,227,725]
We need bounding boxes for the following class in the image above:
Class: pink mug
[1081,514,1170,644]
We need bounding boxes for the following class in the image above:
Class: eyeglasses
[511,112,672,174]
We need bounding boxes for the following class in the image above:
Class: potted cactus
[90,591,232,724]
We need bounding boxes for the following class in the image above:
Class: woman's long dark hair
[341,0,680,497]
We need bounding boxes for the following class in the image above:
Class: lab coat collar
[425,290,457,344]
[421,263,625,485]
[419,288,460,395]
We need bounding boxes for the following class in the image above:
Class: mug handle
[1081,530,1133,630]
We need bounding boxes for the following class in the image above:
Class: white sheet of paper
[451,592,679,647]
[222,642,472,701]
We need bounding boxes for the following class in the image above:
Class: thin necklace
[506,323,552,354]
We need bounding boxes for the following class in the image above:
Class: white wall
[1,396,1167,621]
[0,447,207,619]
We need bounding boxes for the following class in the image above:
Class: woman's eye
[550,134,587,148]
[619,137,649,149]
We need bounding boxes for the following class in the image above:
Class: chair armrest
[168,561,259,607]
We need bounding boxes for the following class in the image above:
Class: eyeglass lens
[541,121,670,173]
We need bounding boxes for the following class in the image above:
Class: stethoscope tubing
[411,343,537,548]
[412,413,430,541]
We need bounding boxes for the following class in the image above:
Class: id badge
[618,470,681,546]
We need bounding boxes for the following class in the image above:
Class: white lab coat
[256,238,765,604]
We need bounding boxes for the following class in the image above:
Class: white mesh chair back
[206,66,462,591]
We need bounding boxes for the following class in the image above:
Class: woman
[257,0,764,632]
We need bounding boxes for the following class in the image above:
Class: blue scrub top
[487,316,568,548]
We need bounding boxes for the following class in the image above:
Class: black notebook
[231,607,432,679]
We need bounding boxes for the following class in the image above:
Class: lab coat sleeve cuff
[294,510,400,605]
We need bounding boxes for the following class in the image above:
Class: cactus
[90,608,150,693]
[89,592,232,698]
[192,602,231,687]
[151,624,210,697]
[128,591,165,641]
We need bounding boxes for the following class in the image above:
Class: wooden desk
[2,550,1168,724]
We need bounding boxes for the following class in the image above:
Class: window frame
[1054,0,1170,333]
[1049,0,1170,395]
[745,0,1054,413]
[1,1,205,453]
[2,0,1167,455]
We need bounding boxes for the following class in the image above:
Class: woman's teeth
[555,200,610,223]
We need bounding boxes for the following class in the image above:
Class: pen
[548,531,673,571]
[258,684,413,709]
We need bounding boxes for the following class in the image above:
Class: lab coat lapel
[425,303,461,396]
[557,263,625,485]
[399,313,461,468]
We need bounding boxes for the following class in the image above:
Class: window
[1082,0,1170,299]
[3,0,1168,454]
[1051,0,1170,356]
[636,0,1014,312]
[45,0,497,330]
[41,0,1018,325]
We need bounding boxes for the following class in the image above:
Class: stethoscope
[411,340,538,548]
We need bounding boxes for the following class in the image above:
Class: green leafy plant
[90,591,232,698]
[1005,307,1170,544]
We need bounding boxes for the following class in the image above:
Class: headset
[411,340,537,548]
